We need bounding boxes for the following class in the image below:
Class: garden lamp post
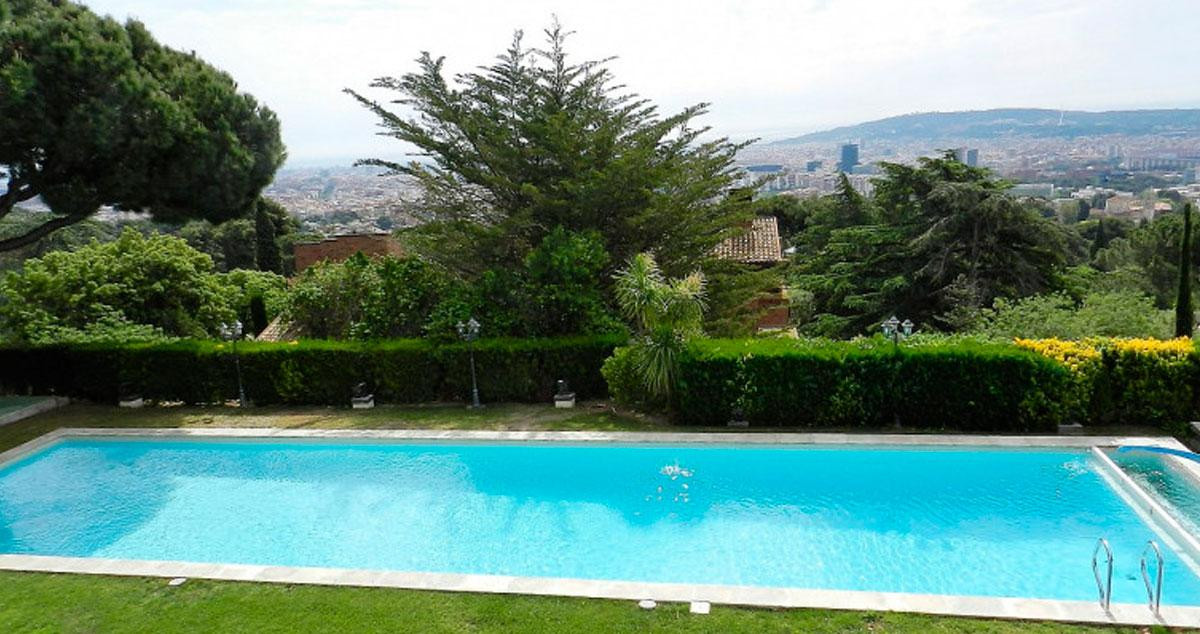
[881,316,914,346]
[220,320,248,408]
[457,317,482,408]
[880,316,914,428]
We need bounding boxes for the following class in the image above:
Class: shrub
[0,230,235,341]
[673,339,1069,432]
[1017,337,1199,433]
[601,346,664,411]
[0,336,623,406]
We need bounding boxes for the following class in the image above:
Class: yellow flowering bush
[1014,338,1100,371]
[1016,337,1199,432]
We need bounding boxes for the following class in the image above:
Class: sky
[83,0,1200,166]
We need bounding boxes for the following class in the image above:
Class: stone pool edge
[0,427,1197,628]
[3,426,1193,454]
[0,553,1197,627]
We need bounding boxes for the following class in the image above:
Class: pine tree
[1175,203,1194,337]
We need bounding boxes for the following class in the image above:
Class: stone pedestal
[119,397,144,409]
[351,395,375,409]
[554,393,575,409]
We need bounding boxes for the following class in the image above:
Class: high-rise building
[951,147,979,167]
[805,160,823,173]
[838,143,859,173]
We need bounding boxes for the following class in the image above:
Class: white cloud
[82,0,1200,162]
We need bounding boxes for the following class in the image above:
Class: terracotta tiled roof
[256,316,306,342]
[714,216,784,264]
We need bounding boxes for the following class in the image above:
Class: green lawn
[0,571,1171,634]
[0,403,1189,633]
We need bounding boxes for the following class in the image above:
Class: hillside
[773,108,1200,144]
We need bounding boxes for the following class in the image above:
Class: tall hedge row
[674,339,1072,431]
[674,338,1200,432]
[0,336,624,406]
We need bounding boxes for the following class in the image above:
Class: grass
[0,572,1175,634]
[0,400,663,455]
[0,402,1190,633]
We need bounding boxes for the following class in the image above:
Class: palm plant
[613,253,706,398]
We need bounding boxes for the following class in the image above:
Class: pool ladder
[1140,540,1164,616]
[1092,538,1113,611]
[1091,538,1165,616]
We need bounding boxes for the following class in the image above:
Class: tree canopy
[791,155,1072,336]
[0,229,287,343]
[345,21,751,277]
[0,0,286,251]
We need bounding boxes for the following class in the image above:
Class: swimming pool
[2,430,1199,615]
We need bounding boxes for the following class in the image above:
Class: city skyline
[82,0,1200,165]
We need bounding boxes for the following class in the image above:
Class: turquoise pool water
[1112,451,1200,537]
[2,438,1200,605]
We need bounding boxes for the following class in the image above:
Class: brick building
[292,233,404,274]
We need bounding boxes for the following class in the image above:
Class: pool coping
[1,427,1199,628]
[0,396,68,428]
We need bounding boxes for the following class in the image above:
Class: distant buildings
[952,147,979,167]
[1098,196,1172,222]
[1009,183,1057,198]
[838,143,859,173]
[1121,156,1200,171]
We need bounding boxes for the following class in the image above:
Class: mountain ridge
[772,108,1200,144]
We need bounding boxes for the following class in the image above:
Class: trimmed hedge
[1014,338,1200,434]
[0,336,624,406]
[674,339,1070,432]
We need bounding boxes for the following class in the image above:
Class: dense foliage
[0,229,285,342]
[178,197,298,274]
[763,154,1200,340]
[0,0,285,250]
[785,157,1072,336]
[346,21,770,334]
[654,336,1200,432]
[0,336,623,405]
[970,291,1172,340]
[285,229,624,341]
[603,253,705,405]
[285,253,451,340]
[672,338,1068,431]
[1015,337,1197,434]
[347,23,751,277]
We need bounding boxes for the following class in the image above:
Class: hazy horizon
[81,0,1200,166]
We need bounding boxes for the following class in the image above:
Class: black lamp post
[457,317,482,408]
[220,320,248,408]
[881,315,914,428]
[881,315,914,347]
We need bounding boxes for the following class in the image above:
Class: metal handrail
[1092,538,1114,610]
[1141,540,1164,615]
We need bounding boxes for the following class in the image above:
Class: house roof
[714,216,784,264]
[256,316,306,342]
